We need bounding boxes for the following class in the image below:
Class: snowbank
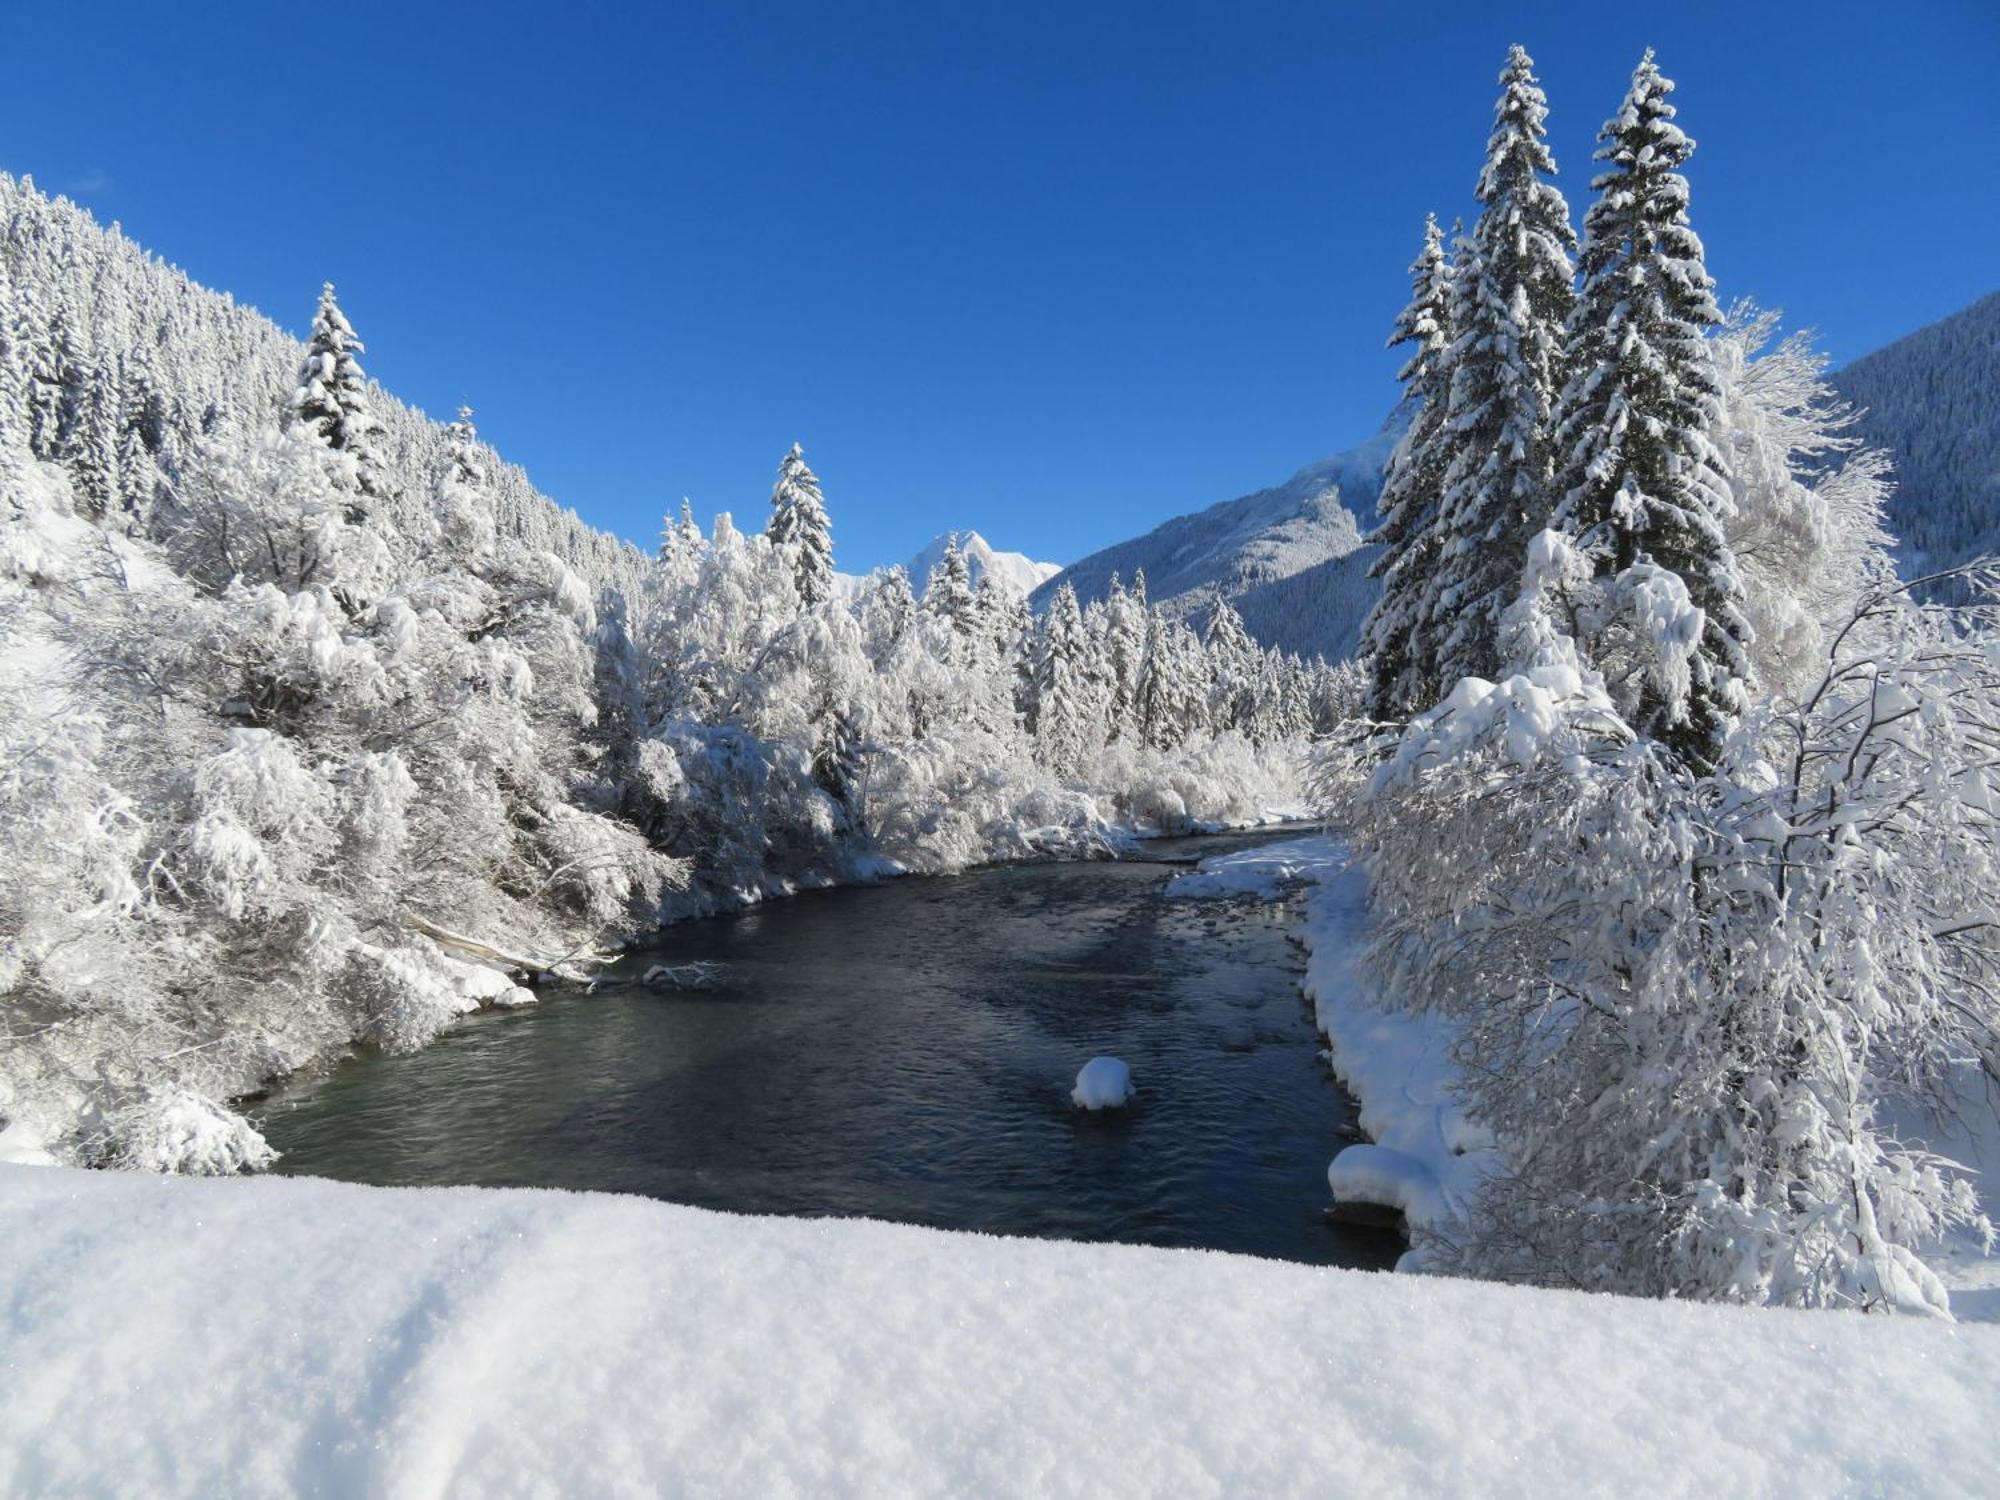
[2,1165,1995,1499]
[1292,861,1498,1266]
[1164,833,1347,900]
[1072,1056,1134,1109]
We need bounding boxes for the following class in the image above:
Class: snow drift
[2,1164,1995,1499]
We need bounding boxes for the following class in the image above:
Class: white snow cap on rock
[1072,1056,1134,1109]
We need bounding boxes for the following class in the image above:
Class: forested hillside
[1832,289,2000,575]
[0,173,1344,1173]
[1031,421,1398,649]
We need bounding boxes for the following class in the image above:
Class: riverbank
[3,1162,1994,1498]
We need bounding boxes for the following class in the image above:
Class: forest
[0,172,1343,1174]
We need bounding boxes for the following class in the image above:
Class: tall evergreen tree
[922,534,977,638]
[1031,581,1090,774]
[659,497,704,570]
[1424,45,1577,685]
[765,442,835,607]
[1550,52,1750,769]
[1360,215,1457,718]
[291,282,385,519]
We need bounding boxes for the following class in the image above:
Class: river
[255,827,1397,1268]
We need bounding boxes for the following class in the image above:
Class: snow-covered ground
[1170,834,2000,1318]
[2,1163,1996,1499]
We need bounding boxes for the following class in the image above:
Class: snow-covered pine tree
[1203,592,1257,733]
[1031,581,1091,775]
[765,442,835,607]
[922,534,977,639]
[1099,572,1146,741]
[0,265,29,451]
[291,282,386,520]
[659,498,703,567]
[1361,215,1457,719]
[1424,46,1576,687]
[436,406,496,562]
[1549,51,1749,770]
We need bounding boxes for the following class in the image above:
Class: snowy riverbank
[3,1163,1996,1498]
[1168,835,2000,1321]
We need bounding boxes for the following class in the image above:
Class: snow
[1033,417,1402,658]
[1171,834,2000,1317]
[1,1163,1996,1498]
[835,529,1063,600]
[1164,833,1346,900]
[1071,1055,1134,1109]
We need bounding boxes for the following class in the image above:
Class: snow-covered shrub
[1336,569,2000,1314]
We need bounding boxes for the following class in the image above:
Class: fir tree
[1031,582,1090,774]
[291,283,385,519]
[1425,45,1577,686]
[436,407,496,561]
[922,534,977,638]
[1361,214,1457,718]
[765,442,835,607]
[659,498,703,567]
[1550,52,1750,769]
[1100,572,1146,741]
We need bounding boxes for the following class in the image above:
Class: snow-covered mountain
[1832,289,2000,577]
[837,529,1063,598]
[905,530,1063,595]
[1030,286,2000,664]
[1031,415,1403,659]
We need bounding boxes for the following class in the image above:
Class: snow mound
[1164,834,1346,900]
[2,1165,1997,1498]
[1072,1056,1134,1109]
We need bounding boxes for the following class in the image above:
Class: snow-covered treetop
[766,441,835,608]
[1475,46,1571,240]
[292,282,379,459]
[1388,215,1452,389]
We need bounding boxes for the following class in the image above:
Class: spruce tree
[1550,51,1750,769]
[292,282,385,519]
[659,498,705,569]
[1361,215,1457,718]
[1031,582,1090,775]
[436,407,496,561]
[922,535,977,638]
[1425,46,1576,686]
[765,442,835,607]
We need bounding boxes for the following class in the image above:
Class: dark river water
[256,827,1397,1268]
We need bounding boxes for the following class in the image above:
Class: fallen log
[404,914,613,981]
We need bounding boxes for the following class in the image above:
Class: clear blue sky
[5,2,1996,570]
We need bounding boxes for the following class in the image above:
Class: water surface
[258,827,1395,1268]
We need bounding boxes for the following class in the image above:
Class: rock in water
[1071,1057,1134,1110]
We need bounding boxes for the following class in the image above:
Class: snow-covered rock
[1072,1056,1134,1110]
[2,1164,1996,1497]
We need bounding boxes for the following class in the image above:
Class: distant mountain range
[1027,288,1999,661]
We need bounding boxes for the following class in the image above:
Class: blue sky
[5,2,1996,571]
